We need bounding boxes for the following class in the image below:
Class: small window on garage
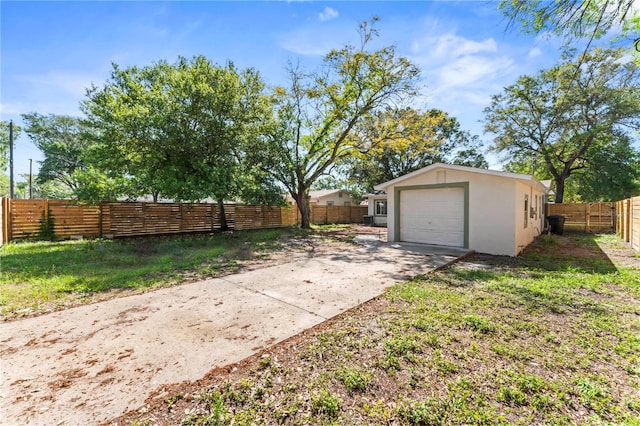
[375,200,387,216]
[524,194,529,228]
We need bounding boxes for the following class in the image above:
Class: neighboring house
[287,189,356,206]
[365,190,388,226]
[374,163,548,256]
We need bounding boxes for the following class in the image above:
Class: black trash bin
[547,215,566,235]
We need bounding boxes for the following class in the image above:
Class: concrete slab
[0,241,471,425]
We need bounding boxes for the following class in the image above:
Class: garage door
[399,187,465,247]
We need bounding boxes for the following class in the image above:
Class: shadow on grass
[518,232,618,274]
[433,233,623,316]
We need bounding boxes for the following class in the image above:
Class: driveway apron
[0,240,470,425]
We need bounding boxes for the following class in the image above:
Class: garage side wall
[386,169,519,256]
[514,181,545,255]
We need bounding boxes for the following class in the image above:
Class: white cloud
[436,56,513,91]
[318,7,338,22]
[411,33,497,61]
[527,47,543,59]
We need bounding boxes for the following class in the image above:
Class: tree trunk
[218,199,229,231]
[152,192,159,203]
[295,189,311,229]
[554,176,566,204]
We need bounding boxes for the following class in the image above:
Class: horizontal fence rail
[0,199,368,243]
[547,202,615,233]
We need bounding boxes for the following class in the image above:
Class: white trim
[374,163,548,194]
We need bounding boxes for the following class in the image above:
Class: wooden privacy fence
[616,196,640,251]
[547,202,615,233]
[0,198,368,243]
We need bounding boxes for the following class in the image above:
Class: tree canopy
[499,0,639,46]
[82,56,276,226]
[248,19,421,228]
[0,121,20,173]
[343,108,487,193]
[20,113,113,200]
[484,48,640,203]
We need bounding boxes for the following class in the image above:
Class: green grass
[0,227,307,318]
[122,233,640,425]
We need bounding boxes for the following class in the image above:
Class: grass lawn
[0,227,310,319]
[119,233,640,425]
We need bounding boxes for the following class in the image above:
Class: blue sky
[1,1,570,178]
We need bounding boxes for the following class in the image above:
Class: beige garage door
[399,187,465,247]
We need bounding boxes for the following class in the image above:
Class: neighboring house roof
[540,179,555,196]
[285,189,352,203]
[308,189,345,199]
[374,163,549,193]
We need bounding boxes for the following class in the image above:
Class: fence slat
[1,199,369,242]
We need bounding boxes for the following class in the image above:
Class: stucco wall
[385,168,543,256]
[513,181,546,255]
[316,191,356,206]
[367,195,388,225]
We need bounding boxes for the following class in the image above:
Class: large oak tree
[83,56,274,228]
[484,48,640,203]
[250,19,421,228]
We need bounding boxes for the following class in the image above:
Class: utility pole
[9,121,14,199]
[29,158,33,199]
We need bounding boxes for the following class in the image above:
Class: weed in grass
[491,343,532,361]
[310,389,340,419]
[497,386,528,406]
[397,397,453,425]
[183,390,230,425]
[257,355,271,371]
[382,333,422,371]
[434,357,459,375]
[336,366,371,393]
[361,399,395,422]
[463,314,496,334]
[165,392,184,409]
[574,377,612,414]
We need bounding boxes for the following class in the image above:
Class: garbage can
[363,215,374,226]
[547,215,566,235]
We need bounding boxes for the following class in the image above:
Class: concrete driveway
[0,239,470,425]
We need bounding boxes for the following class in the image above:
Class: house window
[326,201,334,206]
[524,194,529,228]
[375,200,387,216]
[338,192,343,198]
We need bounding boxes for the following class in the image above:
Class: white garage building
[374,163,549,256]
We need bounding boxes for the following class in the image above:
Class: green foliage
[463,314,495,334]
[20,113,116,201]
[310,389,340,419]
[485,48,640,202]
[82,56,277,210]
[500,0,638,37]
[0,121,20,173]
[38,208,55,241]
[336,366,371,393]
[344,108,487,193]
[247,18,420,228]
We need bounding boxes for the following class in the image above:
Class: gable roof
[309,189,347,199]
[373,163,549,193]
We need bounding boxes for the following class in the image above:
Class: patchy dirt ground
[2,226,387,322]
[9,226,471,425]
[106,232,640,425]
[3,230,638,425]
